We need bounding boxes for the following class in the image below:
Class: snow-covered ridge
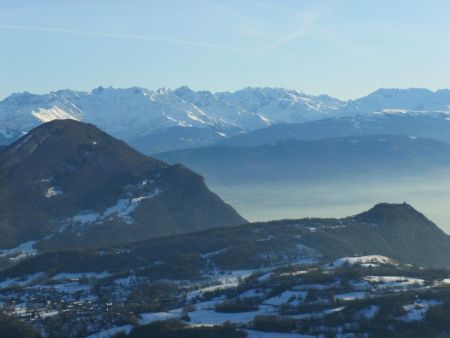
[1,86,449,153]
[0,86,345,141]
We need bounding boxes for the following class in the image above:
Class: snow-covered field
[1,253,448,338]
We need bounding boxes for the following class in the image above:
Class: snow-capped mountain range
[1,86,449,153]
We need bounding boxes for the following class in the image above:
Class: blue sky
[1,0,449,100]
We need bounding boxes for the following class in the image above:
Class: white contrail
[257,0,337,55]
[0,24,255,54]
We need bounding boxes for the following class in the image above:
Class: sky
[1,0,449,100]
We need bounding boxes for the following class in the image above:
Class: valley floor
[2,254,450,337]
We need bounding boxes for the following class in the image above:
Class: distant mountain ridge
[220,112,450,147]
[1,86,449,153]
[341,88,450,115]
[156,134,450,184]
[0,120,245,266]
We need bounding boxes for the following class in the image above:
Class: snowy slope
[0,91,85,139]
[340,88,450,115]
[216,87,345,123]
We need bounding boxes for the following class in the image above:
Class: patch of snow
[86,325,133,338]
[187,282,239,302]
[0,241,38,262]
[140,311,181,325]
[45,186,63,198]
[187,111,209,124]
[0,272,47,289]
[51,272,111,281]
[192,298,225,311]
[189,305,275,326]
[328,255,396,269]
[364,276,424,290]
[354,305,380,320]
[31,282,91,294]
[334,291,366,301]
[114,275,137,287]
[188,269,260,301]
[381,109,411,114]
[201,247,228,259]
[31,106,79,123]
[39,310,59,318]
[257,273,274,283]
[279,270,308,278]
[349,279,373,291]
[72,212,100,224]
[399,299,442,322]
[71,187,160,225]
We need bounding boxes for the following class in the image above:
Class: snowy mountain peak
[1,86,449,152]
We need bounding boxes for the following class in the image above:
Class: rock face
[0,120,246,254]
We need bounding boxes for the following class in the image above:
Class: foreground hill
[3,203,450,279]
[0,120,245,260]
[1,203,450,336]
[156,135,450,184]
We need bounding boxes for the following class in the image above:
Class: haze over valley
[4,86,450,232]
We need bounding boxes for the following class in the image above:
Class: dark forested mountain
[220,113,450,148]
[0,120,245,259]
[156,135,450,184]
[4,203,450,279]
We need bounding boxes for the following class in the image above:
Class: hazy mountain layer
[221,112,450,147]
[157,134,450,184]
